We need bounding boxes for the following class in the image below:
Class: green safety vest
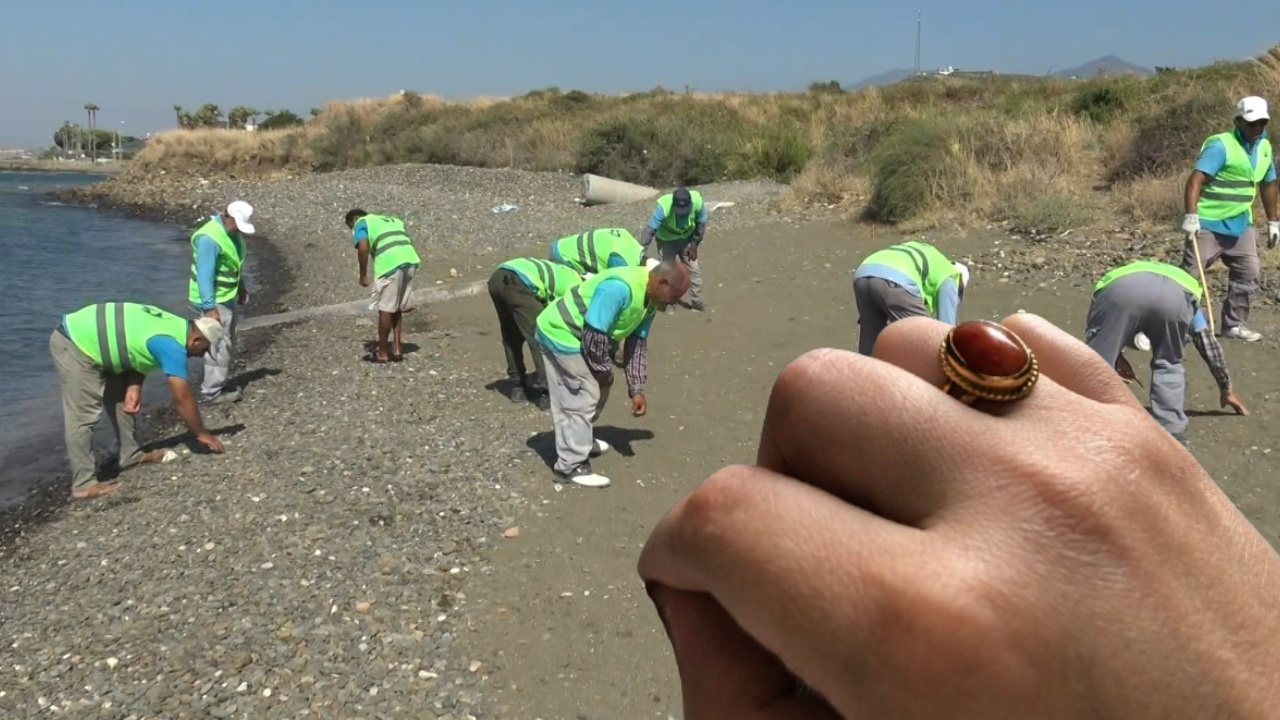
[64,302,188,376]
[536,266,654,350]
[654,191,705,242]
[1095,260,1203,298]
[860,240,960,315]
[498,257,583,303]
[358,214,421,278]
[1196,131,1274,222]
[551,229,643,275]
[188,217,245,306]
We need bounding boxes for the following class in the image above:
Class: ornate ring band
[939,320,1040,406]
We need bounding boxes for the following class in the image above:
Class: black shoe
[688,300,706,312]
[535,391,551,411]
[509,384,527,403]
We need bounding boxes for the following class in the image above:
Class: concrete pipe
[580,174,661,206]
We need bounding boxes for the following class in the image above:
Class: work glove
[1268,220,1279,249]
[1181,214,1201,235]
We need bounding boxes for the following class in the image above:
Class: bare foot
[138,449,167,464]
[71,481,121,500]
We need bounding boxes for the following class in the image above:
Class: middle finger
[755,346,1001,526]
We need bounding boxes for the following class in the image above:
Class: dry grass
[124,47,1280,231]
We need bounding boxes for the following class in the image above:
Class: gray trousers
[853,276,930,355]
[1084,273,1194,436]
[488,269,549,391]
[656,239,702,304]
[50,330,144,490]
[1181,227,1259,330]
[195,303,237,399]
[539,346,611,473]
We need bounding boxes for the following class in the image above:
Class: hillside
[101,46,1280,236]
[847,55,1154,89]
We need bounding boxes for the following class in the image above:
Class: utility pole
[913,10,922,77]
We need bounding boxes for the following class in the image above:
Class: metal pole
[914,11,922,76]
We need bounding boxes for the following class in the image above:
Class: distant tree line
[171,103,321,130]
[49,121,140,158]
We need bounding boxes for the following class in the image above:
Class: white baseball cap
[226,200,256,235]
[193,317,224,348]
[1237,96,1269,123]
[953,262,971,290]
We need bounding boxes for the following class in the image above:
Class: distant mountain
[1050,56,1154,79]
[844,55,1154,90]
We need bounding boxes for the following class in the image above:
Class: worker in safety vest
[639,187,708,312]
[533,260,689,488]
[1180,95,1279,342]
[49,302,227,500]
[852,240,970,356]
[1084,260,1247,446]
[345,209,422,363]
[488,256,586,411]
[549,228,646,275]
[189,200,255,404]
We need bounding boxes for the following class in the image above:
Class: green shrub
[573,101,748,185]
[865,118,956,222]
[1070,82,1135,123]
[1108,89,1231,181]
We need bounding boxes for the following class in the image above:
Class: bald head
[646,260,691,308]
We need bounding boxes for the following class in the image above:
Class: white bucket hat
[193,316,224,347]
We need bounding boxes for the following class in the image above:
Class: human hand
[359,274,371,287]
[1115,351,1138,384]
[204,308,220,323]
[685,246,699,262]
[1221,389,1249,415]
[595,371,614,387]
[1267,220,1278,249]
[123,385,143,414]
[1181,213,1200,235]
[631,393,647,417]
[638,313,1280,719]
[238,287,250,305]
[196,433,224,453]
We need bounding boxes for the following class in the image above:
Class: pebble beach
[0,165,795,718]
[5,162,1280,719]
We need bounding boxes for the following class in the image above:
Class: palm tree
[84,103,99,160]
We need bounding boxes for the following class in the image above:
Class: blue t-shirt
[1191,308,1209,333]
[146,335,189,379]
[852,263,961,325]
[536,278,654,354]
[1195,129,1277,237]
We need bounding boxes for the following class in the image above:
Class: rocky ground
[4,164,1279,719]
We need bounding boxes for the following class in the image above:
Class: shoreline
[0,182,295,541]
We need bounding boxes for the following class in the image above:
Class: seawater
[0,171,194,509]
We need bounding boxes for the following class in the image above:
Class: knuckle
[670,466,763,551]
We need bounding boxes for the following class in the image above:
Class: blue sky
[2,0,1276,148]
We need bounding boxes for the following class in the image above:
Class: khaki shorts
[372,266,417,313]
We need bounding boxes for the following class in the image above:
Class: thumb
[647,583,841,720]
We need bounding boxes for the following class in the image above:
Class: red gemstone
[950,320,1029,378]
